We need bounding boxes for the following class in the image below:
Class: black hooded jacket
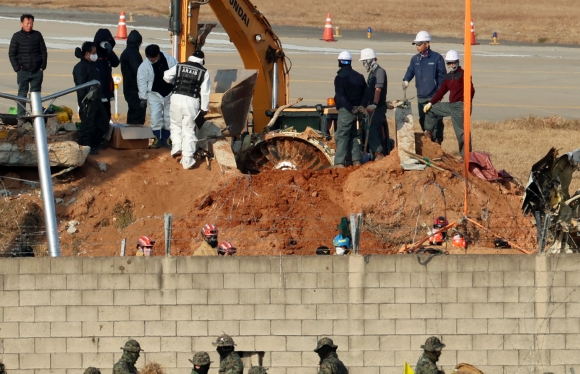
[72,48,102,106]
[93,28,120,101]
[9,29,48,72]
[120,30,143,94]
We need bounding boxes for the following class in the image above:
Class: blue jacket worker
[332,51,366,168]
[402,31,446,143]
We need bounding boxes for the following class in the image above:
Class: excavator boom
[170,0,289,132]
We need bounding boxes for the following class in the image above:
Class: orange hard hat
[137,235,155,248]
[201,224,218,237]
[218,241,237,256]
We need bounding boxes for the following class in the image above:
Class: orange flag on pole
[463,0,472,215]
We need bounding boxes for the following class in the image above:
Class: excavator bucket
[207,69,258,137]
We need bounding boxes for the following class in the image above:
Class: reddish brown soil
[0,135,537,257]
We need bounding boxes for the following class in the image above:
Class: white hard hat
[359,48,376,61]
[445,50,460,61]
[338,50,352,61]
[413,31,432,44]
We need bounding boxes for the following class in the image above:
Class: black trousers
[79,100,110,148]
[16,70,43,118]
[102,100,112,121]
[125,89,146,124]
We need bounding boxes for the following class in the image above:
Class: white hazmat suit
[137,51,177,133]
[163,55,210,169]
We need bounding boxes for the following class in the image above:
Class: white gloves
[402,81,409,90]
[423,102,432,113]
[366,104,377,112]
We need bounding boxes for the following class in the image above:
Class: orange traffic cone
[321,13,335,42]
[470,19,480,45]
[115,11,128,40]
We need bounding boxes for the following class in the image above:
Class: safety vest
[173,61,206,97]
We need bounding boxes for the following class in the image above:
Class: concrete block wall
[0,255,577,374]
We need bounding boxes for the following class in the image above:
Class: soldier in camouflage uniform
[113,339,143,374]
[314,337,348,374]
[84,368,101,374]
[213,334,243,374]
[189,351,213,374]
[248,367,268,374]
[415,336,446,374]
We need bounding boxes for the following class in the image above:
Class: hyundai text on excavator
[168,0,338,172]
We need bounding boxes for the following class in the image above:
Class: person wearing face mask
[423,50,475,158]
[415,336,446,374]
[93,28,120,123]
[193,224,219,256]
[314,337,348,374]
[402,31,446,144]
[120,30,146,125]
[113,339,143,374]
[164,49,211,169]
[212,334,243,374]
[137,44,177,149]
[360,48,389,161]
[72,41,109,155]
[189,351,212,374]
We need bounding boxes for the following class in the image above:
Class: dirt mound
[173,136,536,256]
[0,134,536,256]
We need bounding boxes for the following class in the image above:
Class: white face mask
[89,53,98,62]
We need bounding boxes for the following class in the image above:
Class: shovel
[361,110,374,163]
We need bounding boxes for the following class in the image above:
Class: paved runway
[0,10,578,122]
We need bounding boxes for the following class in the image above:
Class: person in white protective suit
[137,44,177,148]
[163,50,210,169]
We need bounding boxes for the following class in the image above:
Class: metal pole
[30,92,61,257]
[349,213,356,255]
[173,35,179,59]
[165,213,173,256]
[271,61,278,109]
[120,238,127,256]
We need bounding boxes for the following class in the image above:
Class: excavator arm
[169,0,289,132]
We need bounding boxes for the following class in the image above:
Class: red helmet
[433,216,448,228]
[218,241,236,256]
[137,236,155,248]
[201,224,218,237]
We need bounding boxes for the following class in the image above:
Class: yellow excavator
[169,0,337,172]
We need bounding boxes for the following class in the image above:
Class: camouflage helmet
[121,339,144,353]
[84,368,101,374]
[421,336,445,352]
[189,351,212,366]
[314,337,338,352]
[248,367,268,374]
[212,334,236,347]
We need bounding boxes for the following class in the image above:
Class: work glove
[402,81,409,90]
[387,101,395,110]
[423,102,433,113]
[139,99,147,109]
[366,104,377,113]
[350,107,361,115]
[100,41,113,54]
[357,106,366,113]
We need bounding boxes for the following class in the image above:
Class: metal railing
[0,80,100,257]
